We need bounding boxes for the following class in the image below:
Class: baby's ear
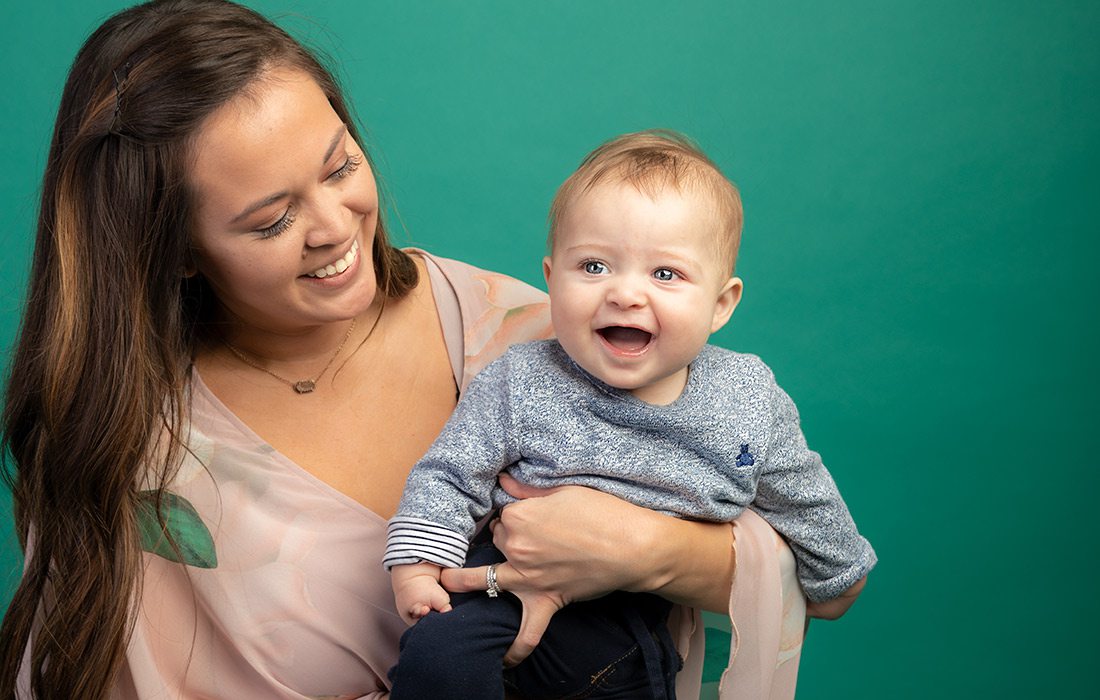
[542,256,553,285]
[711,276,743,333]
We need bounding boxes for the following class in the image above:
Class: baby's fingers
[397,602,426,625]
[428,586,453,614]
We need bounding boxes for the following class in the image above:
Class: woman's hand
[439,474,736,664]
[441,476,646,665]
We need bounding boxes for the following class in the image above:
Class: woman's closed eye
[252,154,362,239]
[328,153,362,181]
[255,206,296,239]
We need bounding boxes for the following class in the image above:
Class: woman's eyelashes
[256,206,296,239]
[253,153,363,238]
[329,153,362,181]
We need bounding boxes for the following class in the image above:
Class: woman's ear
[710,276,743,333]
[182,247,198,278]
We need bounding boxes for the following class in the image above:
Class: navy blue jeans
[388,544,681,700]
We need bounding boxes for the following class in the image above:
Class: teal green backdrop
[2,1,1097,698]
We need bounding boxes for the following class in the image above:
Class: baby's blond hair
[548,130,743,273]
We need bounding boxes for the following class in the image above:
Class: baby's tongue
[599,326,652,351]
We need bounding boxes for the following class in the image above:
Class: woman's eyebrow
[231,191,288,225]
[230,125,349,225]
[322,124,348,164]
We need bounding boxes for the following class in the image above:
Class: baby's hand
[391,562,452,625]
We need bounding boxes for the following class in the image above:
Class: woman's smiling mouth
[305,239,359,278]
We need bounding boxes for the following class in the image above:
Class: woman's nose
[303,194,350,249]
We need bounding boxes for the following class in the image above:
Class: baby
[385,130,876,699]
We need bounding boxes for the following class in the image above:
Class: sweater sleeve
[383,354,520,570]
[751,380,877,602]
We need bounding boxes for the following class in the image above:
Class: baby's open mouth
[597,326,653,352]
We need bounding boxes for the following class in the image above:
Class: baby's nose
[606,278,647,308]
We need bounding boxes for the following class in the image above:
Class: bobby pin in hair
[110,61,132,133]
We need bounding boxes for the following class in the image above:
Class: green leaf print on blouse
[137,490,218,568]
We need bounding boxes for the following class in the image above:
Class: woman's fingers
[439,562,496,594]
[503,594,562,667]
[498,471,561,500]
[492,485,657,598]
[437,561,566,666]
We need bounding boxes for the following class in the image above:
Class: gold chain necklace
[224,318,357,394]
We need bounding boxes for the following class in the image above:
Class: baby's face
[544,182,741,405]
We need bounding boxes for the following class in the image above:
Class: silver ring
[485,563,501,598]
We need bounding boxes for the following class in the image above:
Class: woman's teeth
[307,240,359,278]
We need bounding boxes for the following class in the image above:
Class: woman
[0,1,809,697]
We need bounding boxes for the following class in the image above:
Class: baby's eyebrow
[645,251,703,272]
[561,242,615,255]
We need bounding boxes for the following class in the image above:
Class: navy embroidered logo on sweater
[736,444,755,467]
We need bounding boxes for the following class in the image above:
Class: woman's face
[189,67,379,335]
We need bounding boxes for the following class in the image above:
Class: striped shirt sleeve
[383,516,470,570]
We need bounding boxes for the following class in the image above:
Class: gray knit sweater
[385,340,876,602]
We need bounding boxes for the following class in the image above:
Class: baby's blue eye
[583,261,608,275]
[654,268,677,281]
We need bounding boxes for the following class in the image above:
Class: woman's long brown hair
[0,1,416,696]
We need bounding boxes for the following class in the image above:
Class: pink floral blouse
[105,252,803,699]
